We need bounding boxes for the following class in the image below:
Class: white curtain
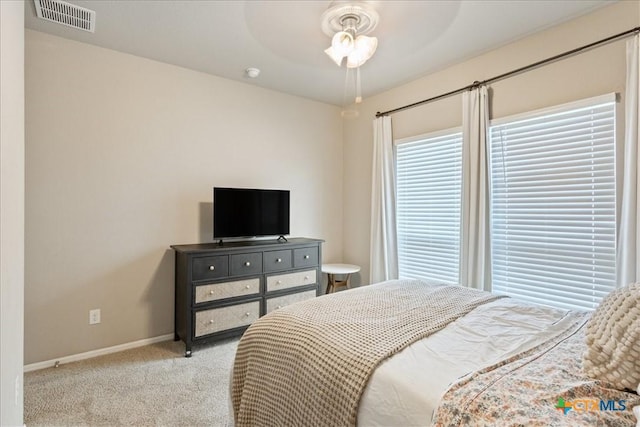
[370,116,399,283]
[618,34,640,287]
[460,85,491,291]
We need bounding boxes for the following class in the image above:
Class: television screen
[213,187,290,239]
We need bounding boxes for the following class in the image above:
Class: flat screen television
[213,187,290,240]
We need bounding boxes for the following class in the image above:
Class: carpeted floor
[24,338,239,426]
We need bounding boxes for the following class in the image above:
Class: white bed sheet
[357,298,577,426]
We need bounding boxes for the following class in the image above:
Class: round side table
[322,263,361,294]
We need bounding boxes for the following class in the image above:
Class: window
[396,130,463,283]
[489,94,616,311]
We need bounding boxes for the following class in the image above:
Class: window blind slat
[490,98,616,311]
[397,132,462,283]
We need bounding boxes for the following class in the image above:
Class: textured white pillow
[583,283,640,391]
[635,383,640,427]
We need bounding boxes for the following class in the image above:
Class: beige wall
[1,1,25,425]
[25,31,344,364]
[343,1,640,285]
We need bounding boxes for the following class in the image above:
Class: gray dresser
[171,238,323,356]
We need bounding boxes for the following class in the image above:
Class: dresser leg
[185,349,192,358]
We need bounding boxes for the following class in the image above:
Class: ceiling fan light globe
[355,35,377,58]
[346,35,377,68]
[346,53,365,68]
[325,46,345,66]
[331,31,355,57]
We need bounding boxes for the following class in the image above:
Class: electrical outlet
[89,309,101,325]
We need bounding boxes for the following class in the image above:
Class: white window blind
[489,94,616,311]
[396,130,462,283]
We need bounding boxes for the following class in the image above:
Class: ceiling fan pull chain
[355,66,362,104]
[343,66,351,106]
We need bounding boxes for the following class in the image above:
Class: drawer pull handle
[277,280,282,285]
[304,255,310,259]
[209,319,214,324]
[245,285,251,289]
[245,312,251,317]
[277,305,282,310]
[276,258,282,263]
[244,261,251,267]
[209,290,215,295]
[304,276,309,280]
[209,265,215,271]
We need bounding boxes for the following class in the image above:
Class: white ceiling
[24,0,613,106]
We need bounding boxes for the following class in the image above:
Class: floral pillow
[583,283,640,391]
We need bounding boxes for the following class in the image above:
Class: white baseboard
[23,333,174,373]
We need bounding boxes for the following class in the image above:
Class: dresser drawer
[194,278,260,304]
[293,247,318,268]
[194,301,260,337]
[266,290,316,314]
[230,252,262,276]
[266,269,317,292]
[264,249,292,272]
[192,255,229,281]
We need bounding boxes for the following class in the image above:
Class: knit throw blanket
[231,279,503,426]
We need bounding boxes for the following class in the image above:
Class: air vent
[33,0,95,33]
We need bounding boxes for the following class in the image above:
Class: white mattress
[357,297,576,426]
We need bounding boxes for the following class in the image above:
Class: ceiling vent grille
[33,0,95,33]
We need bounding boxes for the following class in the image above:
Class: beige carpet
[24,338,238,426]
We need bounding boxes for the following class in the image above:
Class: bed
[231,279,640,426]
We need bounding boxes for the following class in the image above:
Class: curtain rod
[376,26,640,118]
